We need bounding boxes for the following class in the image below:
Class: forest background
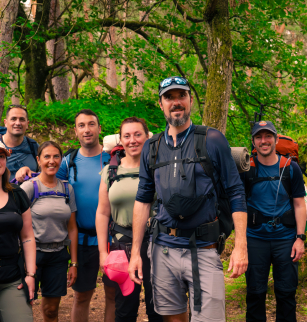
[2,0,307,319]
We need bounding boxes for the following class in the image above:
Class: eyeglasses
[159,76,189,91]
[8,104,27,110]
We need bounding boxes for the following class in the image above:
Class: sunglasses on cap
[159,76,189,90]
[8,104,27,110]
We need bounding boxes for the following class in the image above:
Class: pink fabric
[104,250,134,296]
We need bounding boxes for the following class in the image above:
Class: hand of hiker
[128,254,143,285]
[228,245,248,278]
[291,238,305,262]
[67,267,77,287]
[15,166,32,183]
[99,251,109,274]
[18,277,35,305]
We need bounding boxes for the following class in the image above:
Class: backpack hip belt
[147,217,220,242]
[247,206,296,228]
[77,226,97,246]
[36,239,71,249]
[109,222,133,239]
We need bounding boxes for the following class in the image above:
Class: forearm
[96,212,110,255]
[294,199,306,235]
[131,201,151,255]
[68,227,78,263]
[232,211,247,247]
[22,238,36,274]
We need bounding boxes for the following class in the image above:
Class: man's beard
[164,106,191,127]
[257,144,275,157]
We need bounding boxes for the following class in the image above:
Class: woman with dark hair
[96,117,162,322]
[0,141,36,322]
[21,141,78,322]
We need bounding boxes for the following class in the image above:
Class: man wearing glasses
[129,76,248,322]
[0,105,38,181]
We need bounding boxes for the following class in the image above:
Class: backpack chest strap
[32,180,70,204]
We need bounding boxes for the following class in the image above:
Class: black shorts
[72,245,100,293]
[35,248,70,298]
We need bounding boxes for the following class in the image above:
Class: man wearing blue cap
[129,76,248,322]
[241,121,306,321]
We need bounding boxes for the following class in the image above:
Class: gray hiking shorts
[0,279,33,322]
[148,243,225,322]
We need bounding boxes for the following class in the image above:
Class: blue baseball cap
[252,121,277,137]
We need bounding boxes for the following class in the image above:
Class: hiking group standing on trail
[0,76,305,322]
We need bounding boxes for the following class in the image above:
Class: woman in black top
[0,142,36,322]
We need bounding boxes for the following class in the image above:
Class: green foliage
[13,93,168,139]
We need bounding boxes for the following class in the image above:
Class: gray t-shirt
[21,178,77,252]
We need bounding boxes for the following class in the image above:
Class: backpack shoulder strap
[63,148,79,181]
[11,184,24,215]
[0,134,3,143]
[194,125,220,195]
[108,154,120,190]
[279,156,292,200]
[149,132,164,179]
[244,155,257,198]
[26,137,39,171]
[59,180,70,204]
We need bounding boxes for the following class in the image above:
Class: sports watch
[296,234,306,241]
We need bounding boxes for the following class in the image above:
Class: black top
[0,188,30,283]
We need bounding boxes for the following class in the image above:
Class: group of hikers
[0,76,305,322]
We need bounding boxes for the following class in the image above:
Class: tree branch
[189,36,208,73]
[48,18,190,40]
[172,0,205,23]
[231,89,250,124]
[45,57,70,72]
[141,0,166,22]
[67,62,127,101]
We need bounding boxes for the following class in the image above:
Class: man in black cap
[129,76,248,322]
[241,121,306,321]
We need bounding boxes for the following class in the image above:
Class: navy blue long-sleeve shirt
[136,124,247,248]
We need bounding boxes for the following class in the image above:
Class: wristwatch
[296,234,306,241]
[26,272,37,278]
[70,262,78,267]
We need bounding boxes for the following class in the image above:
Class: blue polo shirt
[57,150,110,246]
[136,124,247,248]
[240,156,305,240]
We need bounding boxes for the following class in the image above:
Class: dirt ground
[32,273,307,321]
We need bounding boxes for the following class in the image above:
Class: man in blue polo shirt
[241,121,306,322]
[129,76,248,322]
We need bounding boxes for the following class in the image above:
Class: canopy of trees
[1,0,307,141]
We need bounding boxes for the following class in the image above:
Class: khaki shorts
[148,243,225,322]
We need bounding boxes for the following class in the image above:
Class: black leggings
[111,240,162,322]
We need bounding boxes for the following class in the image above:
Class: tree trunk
[106,26,118,88]
[133,0,148,95]
[46,0,69,102]
[0,0,19,118]
[18,0,51,104]
[203,0,233,134]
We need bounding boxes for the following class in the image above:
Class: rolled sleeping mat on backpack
[103,132,153,153]
[231,147,250,173]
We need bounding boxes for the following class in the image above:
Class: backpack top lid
[252,134,299,163]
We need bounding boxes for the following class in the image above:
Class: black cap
[252,121,277,137]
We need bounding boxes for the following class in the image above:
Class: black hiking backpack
[149,125,233,239]
[63,148,79,181]
[106,145,139,190]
